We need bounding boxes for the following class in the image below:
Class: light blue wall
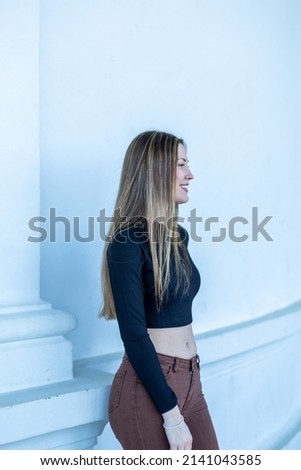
[37,0,301,450]
[39,0,301,358]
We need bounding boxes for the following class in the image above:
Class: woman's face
[174,143,194,204]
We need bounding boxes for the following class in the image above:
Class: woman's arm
[107,227,177,414]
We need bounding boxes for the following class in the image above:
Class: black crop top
[107,223,201,413]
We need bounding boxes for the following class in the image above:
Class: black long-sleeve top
[107,222,201,414]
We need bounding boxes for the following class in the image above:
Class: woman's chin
[176,196,189,204]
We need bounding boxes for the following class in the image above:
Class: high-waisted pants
[108,352,219,450]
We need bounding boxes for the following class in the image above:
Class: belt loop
[191,355,199,371]
[173,357,179,372]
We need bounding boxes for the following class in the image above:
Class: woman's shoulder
[109,221,188,249]
[112,221,148,243]
[107,222,148,262]
[177,224,189,245]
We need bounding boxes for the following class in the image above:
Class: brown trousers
[108,352,219,450]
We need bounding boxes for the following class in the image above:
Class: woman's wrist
[162,405,183,427]
[163,416,184,430]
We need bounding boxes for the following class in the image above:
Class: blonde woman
[100,131,218,450]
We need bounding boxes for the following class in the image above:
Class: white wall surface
[39,0,301,359]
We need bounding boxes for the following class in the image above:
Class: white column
[0,4,110,450]
[0,1,76,392]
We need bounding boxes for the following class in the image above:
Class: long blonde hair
[100,130,192,319]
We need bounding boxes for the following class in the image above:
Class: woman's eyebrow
[177,157,189,162]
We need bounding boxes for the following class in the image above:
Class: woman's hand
[164,419,193,450]
[162,406,193,450]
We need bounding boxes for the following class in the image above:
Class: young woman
[100,131,218,450]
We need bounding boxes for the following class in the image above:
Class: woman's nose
[186,168,194,180]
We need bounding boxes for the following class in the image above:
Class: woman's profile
[100,130,219,450]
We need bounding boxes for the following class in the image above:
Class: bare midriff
[147,323,197,360]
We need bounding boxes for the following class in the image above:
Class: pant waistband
[123,352,200,372]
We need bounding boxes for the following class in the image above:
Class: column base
[0,362,113,449]
[0,302,77,392]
